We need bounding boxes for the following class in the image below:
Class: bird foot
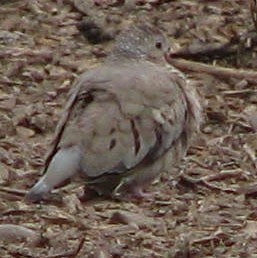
[130,187,154,199]
[112,186,155,201]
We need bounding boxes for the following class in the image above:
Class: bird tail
[25,145,81,202]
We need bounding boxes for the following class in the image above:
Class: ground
[0,0,257,257]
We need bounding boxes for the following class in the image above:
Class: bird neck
[107,47,146,62]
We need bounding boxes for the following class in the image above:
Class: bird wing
[54,62,189,178]
[42,79,82,175]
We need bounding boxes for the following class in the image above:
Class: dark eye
[155,41,162,49]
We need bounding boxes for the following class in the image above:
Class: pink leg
[129,187,154,199]
[112,184,155,201]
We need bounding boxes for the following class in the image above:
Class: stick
[251,0,257,31]
[0,186,27,196]
[46,238,85,258]
[165,56,257,83]
[180,174,238,194]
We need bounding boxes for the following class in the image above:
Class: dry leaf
[16,126,35,138]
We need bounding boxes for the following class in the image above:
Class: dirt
[0,0,257,257]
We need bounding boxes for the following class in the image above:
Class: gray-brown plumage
[26,24,201,202]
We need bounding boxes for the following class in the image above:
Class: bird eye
[155,41,162,49]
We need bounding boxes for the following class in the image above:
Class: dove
[25,24,201,202]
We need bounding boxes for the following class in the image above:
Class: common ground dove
[26,24,201,202]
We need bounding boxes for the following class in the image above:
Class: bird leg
[128,187,155,200]
[112,178,155,201]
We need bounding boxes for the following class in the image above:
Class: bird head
[111,23,170,61]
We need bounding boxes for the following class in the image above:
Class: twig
[187,158,210,169]
[243,143,257,169]
[200,169,244,182]
[0,186,27,197]
[198,180,237,194]
[46,238,85,258]
[192,235,219,245]
[238,183,257,197]
[183,169,243,183]
[192,227,227,245]
[221,89,257,97]
[7,237,85,258]
[180,171,240,194]
[0,2,27,14]
[8,250,35,258]
[251,0,257,32]
[0,79,25,86]
[165,55,257,83]
[170,41,237,60]
[169,29,257,60]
